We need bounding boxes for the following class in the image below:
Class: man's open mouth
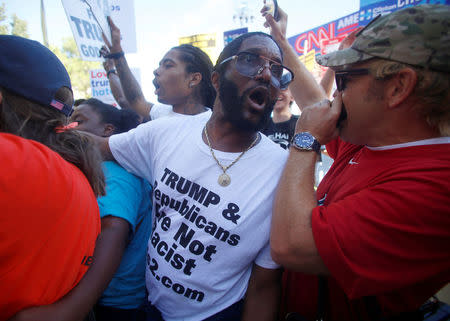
[246,86,270,112]
[153,79,161,94]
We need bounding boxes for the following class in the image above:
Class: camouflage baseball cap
[316,4,450,73]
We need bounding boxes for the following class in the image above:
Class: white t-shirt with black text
[109,114,287,321]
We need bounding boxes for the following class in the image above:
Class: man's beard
[218,74,275,132]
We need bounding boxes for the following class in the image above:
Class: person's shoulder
[0,133,94,202]
[103,160,130,175]
[155,109,209,127]
[1,133,68,170]
[103,160,142,185]
[1,132,47,152]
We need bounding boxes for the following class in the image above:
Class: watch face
[300,133,314,145]
[294,132,314,149]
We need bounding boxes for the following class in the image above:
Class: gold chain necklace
[204,126,259,187]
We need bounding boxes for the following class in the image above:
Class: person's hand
[100,46,115,71]
[338,27,362,50]
[261,4,287,42]
[102,16,122,53]
[295,97,341,145]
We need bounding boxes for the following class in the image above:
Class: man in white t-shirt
[102,17,215,122]
[97,32,294,320]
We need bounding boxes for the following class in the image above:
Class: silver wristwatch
[291,132,321,154]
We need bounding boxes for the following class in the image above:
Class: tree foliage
[0,3,29,37]
[0,3,7,34]
[10,13,29,38]
[51,37,101,99]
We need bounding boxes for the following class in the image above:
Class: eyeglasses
[335,68,370,91]
[220,51,294,90]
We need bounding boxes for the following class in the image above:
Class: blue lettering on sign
[81,44,101,58]
[70,16,103,41]
[337,13,360,29]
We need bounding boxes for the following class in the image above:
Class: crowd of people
[1,3,449,321]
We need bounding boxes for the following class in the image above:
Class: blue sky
[3,0,359,100]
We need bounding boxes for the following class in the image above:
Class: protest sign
[62,0,137,61]
[84,0,112,45]
[90,68,141,106]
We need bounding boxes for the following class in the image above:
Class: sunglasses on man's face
[334,68,370,92]
[220,51,294,90]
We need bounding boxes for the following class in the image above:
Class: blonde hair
[370,59,450,136]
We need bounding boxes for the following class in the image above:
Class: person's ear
[189,72,202,88]
[211,71,220,92]
[385,68,417,109]
[103,123,115,137]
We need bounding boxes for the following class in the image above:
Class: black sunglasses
[335,68,370,91]
[220,51,294,90]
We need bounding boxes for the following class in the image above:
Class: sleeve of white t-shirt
[255,240,280,269]
[108,122,155,183]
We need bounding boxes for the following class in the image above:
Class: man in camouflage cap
[267,4,450,320]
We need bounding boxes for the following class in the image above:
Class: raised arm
[103,17,152,121]
[262,6,326,110]
[319,68,335,99]
[270,95,342,273]
[319,28,362,98]
[100,46,132,110]
[241,265,281,321]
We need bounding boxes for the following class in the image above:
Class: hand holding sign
[84,0,112,45]
[102,17,123,54]
[62,0,136,61]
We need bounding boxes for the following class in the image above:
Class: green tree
[0,3,28,37]
[10,13,29,38]
[0,3,10,34]
[51,37,101,98]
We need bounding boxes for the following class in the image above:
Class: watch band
[107,69,117,77]
[105,51,124,59]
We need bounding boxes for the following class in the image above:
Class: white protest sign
[84,0,112,45]
[108,0,136,54]
[62,0,137,61]
[90,68,141,107]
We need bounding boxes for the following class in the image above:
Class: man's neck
[272,109,292,123]
[358,104,442,147]
[172,99,206,115]
[203,114,260,153]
